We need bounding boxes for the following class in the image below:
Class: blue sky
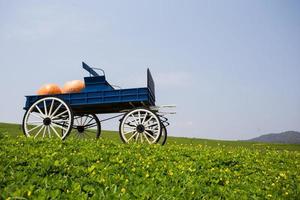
[0,0,299,140]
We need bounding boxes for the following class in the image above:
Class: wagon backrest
[147,68,155,102]
[82,62,101,77]
[82,62,114,92]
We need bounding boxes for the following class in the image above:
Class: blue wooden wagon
[22,62,171,145]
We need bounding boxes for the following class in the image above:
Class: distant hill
[248,131,300,144]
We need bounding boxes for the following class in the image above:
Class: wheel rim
[158,124,167,145]
[23,97,73,140]
[72,114,101,139]
[120,109,161,144]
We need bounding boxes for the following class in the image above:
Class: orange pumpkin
[37,84,62,95]
[62,80,85,94]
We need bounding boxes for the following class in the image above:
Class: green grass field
[1,122,300,199]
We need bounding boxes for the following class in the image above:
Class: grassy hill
[248,131,300,144]
[0,122,300,199]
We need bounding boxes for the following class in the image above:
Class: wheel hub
[77,126,85,133]
[43,117,51,126]
[136,124,145,133]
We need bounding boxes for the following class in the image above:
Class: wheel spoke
[85,129,95,133]
[83,130,94,138]
[76,132,80,138]
[27,120,43,124]
[75,117,80,125]
[124,126,135,133]
[43,100,48,116]
[145,126,158,131]
[142,133,151,144]
[83,115,89,125]
[76,133,83,138]
[52,122,67,128]
[28,124,43,133]
[50,125,62,138]
[143,116,154,126]
[52,119,70,123]
[84,122,97,129]
[146,129,159,137]
[124,130,135,135]
[138,111,141,124]
[52,110,68,120]
[47,126,51,138]
[85,117,94,126]
[35,105,45,117]
[52,123,67,131]
[48,99,54,116]
[124,125,135,130]
[130,114,139,125]
[141,113,147,124]
[135,133,140,142]
[124,123,136,128]
[145,122,158,129]
[50,103,62,118]
[127,120,137,126]
[144,130,156,140]
[34,125,45,138]
[30,112,44,120]
[42,126,47,138]
[127,132,138,142]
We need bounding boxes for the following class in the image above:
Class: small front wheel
[119,108,162,144]
[71,114,101,139]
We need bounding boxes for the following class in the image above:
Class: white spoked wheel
[22,97,73,140]
[72,114,101,139]
[119,108,162,144]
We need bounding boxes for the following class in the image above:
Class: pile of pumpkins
[37,80,85,95]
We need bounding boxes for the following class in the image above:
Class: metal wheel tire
[119,108,162,144]
[158,124,167,145]
[22,97,73,140]
[71,114,101,139]
[147,121,167,145]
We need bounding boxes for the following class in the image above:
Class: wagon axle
[136,124,145,133]
[76,126,85,133]
[43,118,51,126]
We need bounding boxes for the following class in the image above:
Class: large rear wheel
[22,97,73,140]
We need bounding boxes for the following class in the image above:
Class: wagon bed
[24,66,155,114]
